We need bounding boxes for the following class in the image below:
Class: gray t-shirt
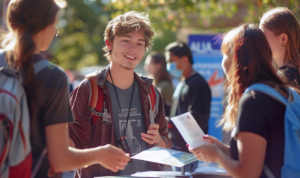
[105,79,150,175]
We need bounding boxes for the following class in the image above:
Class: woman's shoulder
[240,89,286,110]
[35,60,68,90]
[278,66,300,89]
[278,65,298,78]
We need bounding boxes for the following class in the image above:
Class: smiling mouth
[124,55,137,60]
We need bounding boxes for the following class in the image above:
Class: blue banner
[188,34,224,141]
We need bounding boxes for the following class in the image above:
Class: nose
[128,43,137,53]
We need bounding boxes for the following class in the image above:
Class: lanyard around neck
[108,70,135,137]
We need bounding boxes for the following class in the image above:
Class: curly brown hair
[103,11,155,62]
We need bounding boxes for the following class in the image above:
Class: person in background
[190,24,287,178]
[0,0,130,177]
[165,42,211,171]
[144,52,174,117]
[259,7,300,90]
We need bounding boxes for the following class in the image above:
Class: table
[98,175,230,178]
[96,173,231,178]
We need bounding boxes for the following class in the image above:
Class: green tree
[53,0,299,70]
[243,0,300,23]
[53,0,238,70]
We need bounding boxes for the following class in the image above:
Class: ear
[281,33,288,46]
[182,56,190,65]
[106,39,113,50]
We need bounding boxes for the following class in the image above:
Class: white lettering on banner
[211,101,222,105]
[210,113,220,117]
[190,41,222,55]
[197,70,212,76]
[193,63,222,69]
[211,107,220,111]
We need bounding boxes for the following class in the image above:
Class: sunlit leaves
[243,0,300,24]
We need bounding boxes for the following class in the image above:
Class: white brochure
[131,147,197,167]
[170,112,208,148]
[131,171,191,177]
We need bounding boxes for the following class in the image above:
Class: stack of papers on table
[131,147,197,167]
[131,171,190,178]
[192,167,230,177]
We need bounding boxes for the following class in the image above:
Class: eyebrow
[121,34,146,42]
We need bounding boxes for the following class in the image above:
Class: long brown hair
[260,7,300,67]
[1,0,66,122]
[146,52,172,86]
[220,24,284,131]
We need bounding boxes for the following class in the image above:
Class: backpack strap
[31,147,47,178]
[0,114,13,167]
[88,79,98,109]
[244,83,289,105]
[148,85,159,125]
[0,50,8,67]
[87,79,105,125]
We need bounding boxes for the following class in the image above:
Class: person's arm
[68,80,93,149]
[69,137,76,148]
[189,132,266,178]
[187,79,211,133]
[218,132,266,178]
[190,91,271,178]
[46,123,130,173]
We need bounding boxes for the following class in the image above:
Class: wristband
[153,136,162,146]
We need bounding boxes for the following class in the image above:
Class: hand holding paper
[188,144,221,163]
[141,124,161,145]
[170,112,209,148]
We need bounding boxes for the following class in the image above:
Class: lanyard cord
[108,70,135,137]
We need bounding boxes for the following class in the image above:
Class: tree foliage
[52,0,299,70]
[53,0,238,70]
[243,0,300,23]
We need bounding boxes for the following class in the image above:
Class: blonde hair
[103,11,155,62]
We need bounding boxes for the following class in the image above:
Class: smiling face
[107,30,146,71]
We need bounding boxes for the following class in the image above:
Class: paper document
[131,171,191,177]
[131,147,197,167]
[192,167,230,177]
[171,112,208,148]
